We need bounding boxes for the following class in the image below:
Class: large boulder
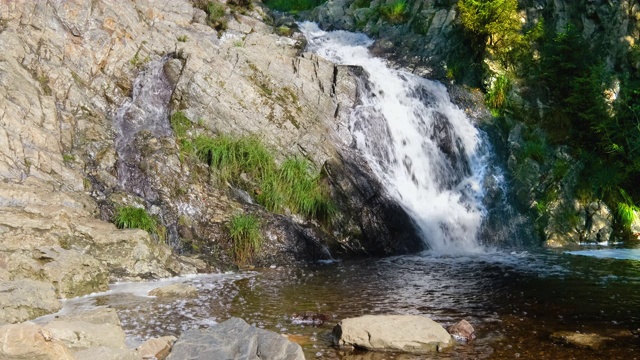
[43,308,128,352]
[167,317,304,360]
[136,336,177,360]
[0,279,60,324]
[332,315,453,354]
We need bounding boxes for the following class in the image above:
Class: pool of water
[51,249,640,359]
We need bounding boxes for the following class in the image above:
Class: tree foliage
[457,0,521,48]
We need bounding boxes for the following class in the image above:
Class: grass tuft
[264,0,327,13]
[227,214,262,265]
[113,206,158,235]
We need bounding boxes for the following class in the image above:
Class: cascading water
[300,22,493,253]
[114,58,174,201]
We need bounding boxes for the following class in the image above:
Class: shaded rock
[0,280,60,324]
[551,331,614,350]
[448,319,475,342]
[136,335,177,360]
[149,283,198,298]
[166,317,304,360]
[332,315,453,354]
[0,322,74,360]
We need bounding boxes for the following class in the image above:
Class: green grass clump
[486,75,511,113]
[193,134,334,222]
[205,2,228,32]
[227,214,262,265]
[193,135,275,183]
[170,111,192,138]
[113,206,158,234]
[264,0,326,12]
[379,0,407,23]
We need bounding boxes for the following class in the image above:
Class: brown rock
[448,319,475,342]
[137,335,177,360]
[0,322,74,360]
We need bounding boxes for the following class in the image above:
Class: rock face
[167,317,304,360]
[332,315,453,354]
[0,0,427,322]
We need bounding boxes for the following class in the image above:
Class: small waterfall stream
[114,58,174,202]
[300,23,493,253]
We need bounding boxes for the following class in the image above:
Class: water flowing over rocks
[332,315,453,354]
[166,317,304,360]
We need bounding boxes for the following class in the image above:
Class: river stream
[45,248,640,359]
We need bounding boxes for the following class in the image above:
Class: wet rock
[0,322,74,360]
[290,311,330,326]
[149,283,199,298]
[551,331,614,350]
[448,319,476,342]
[43,308,128,352]
[167,317,304,360]
[582,201,613,244]
[0,280,60,324]
[137,335,177,360]
[332,315,453,354]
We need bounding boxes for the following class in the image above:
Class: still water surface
[55,249,640,359]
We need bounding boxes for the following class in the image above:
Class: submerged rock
[290,311,330,326]
[167,317,304,360]
[551,331,614,350]
[149,283,199,298]
[332,315,453,354]
[448,319,476,342]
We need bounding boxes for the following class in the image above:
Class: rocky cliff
[0,0,425,324]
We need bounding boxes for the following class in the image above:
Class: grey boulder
[167,317,304,360]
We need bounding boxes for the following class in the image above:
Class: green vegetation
[62,154,75,163]
[263,0,326,13]
[203,1,228,32]
[457,0,640,235]
[193,134,334,221]
[177,35,188,42]
[380,0,408,23]
[113,206,158,235]
[170,111,192,138]
[227,214,262,265]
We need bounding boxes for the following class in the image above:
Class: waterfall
[300,22,492,253]
[114,59,174,201]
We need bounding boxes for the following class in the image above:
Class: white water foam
[300,22,491,254]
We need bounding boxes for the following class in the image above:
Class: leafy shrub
[113,206,158,235]
[227,214,262,264]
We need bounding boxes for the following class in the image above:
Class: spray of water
[300,22,491,253]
